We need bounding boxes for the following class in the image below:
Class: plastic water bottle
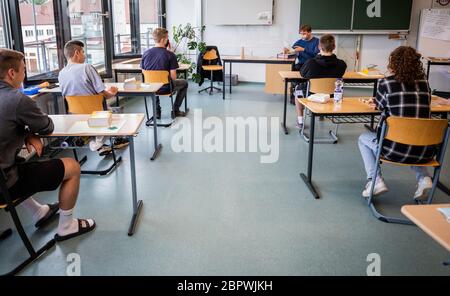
[334,78,344,104]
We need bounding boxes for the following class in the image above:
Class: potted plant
[171,23,206,83]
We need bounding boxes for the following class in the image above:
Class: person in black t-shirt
[294,35,347,129]
[141,28,188,118]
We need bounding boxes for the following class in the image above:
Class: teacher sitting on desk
[283,24,320,72]
[283,24,320,104]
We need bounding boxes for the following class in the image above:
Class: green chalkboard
[300,0,353,31]
[352,0,413,31]
[299,0,413,32]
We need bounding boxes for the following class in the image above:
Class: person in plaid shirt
[358,46,434,201]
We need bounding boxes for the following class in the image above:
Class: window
[112,0,132,55]
[68,0,106,67]
[111,0,161,57]
[19,0,58,77]
[139,0,158,52]
[46,28,53,35]
[0,0,9,48]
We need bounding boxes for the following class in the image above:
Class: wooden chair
[301,78,340,144]
[0,169,56,275]
[65,95,122,175]
[368,117,450,225]
[199,49,223,95]
[142,70,175,128]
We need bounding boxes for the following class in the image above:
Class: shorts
[1,159,65,204]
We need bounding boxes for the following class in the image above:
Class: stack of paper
[123,77,141,90]
[307,93,331,104]
[88,111,112,128]
[437,207,450,223]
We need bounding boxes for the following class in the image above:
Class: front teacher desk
[40,83,164,161]
[221,55,295,100]
[46,114,145,236]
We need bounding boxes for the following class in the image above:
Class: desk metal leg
[437,182,450,196]
[300,113,320,199]
[0,228,12,240]
[183,70,189,113]
[223,62,226,100]
[427,62,431,79]
[229,62,232,94]
[127,136,143,236]
[53,94,60,114]
[150,93,162,161]
[282,79,289,135]
[115,70,118,82]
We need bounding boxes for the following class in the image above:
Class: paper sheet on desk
[68,119,126,135]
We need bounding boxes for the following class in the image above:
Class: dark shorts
[1,159,65,204]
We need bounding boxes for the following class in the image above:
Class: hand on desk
[25,134,43,157]
[360,98,377,109]
[107,86,119,96]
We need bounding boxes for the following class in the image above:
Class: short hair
[320,34,336,53]
[64,40,84,60]
[300,24,312,32]
[152,27,168,43]
[0,49,24,80]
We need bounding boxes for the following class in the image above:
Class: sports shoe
[296,122,304,130]
[362,178,389,198]
[414,177,433,202]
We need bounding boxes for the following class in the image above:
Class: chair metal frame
[198,49,223,95]
[367,117,450,225]
[0,169,55,276]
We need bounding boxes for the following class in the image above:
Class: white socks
[22,197,49,224]
[297,116,304,124]
[58,208,94,237]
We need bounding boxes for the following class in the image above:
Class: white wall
[166,0,448,83]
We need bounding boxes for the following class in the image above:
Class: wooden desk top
[222,55,295,63]
[298,97,380,115]
[113,62,190,71]
[299,96,450,115]
[426,57,450,64]
[279,71,385,80]
[39,83,164,95]
[48,114,145,137]
[401,204,450,252]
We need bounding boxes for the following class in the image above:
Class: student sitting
[295,34,347,129]
[358,46,434,201]
[58,40,129,155]
[141,27,188,119]
[0,49,95,242]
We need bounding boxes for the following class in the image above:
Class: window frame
[8,0,114,85]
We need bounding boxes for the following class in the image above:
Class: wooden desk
[278,71,385,135]
[40,83,164,161]
[298,97,450,200]
[401,204,450,265]
[113,62,190,113]
[426,57,450,79]
[47,114,145,236]
[221,55,295,100]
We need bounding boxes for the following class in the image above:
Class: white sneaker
[362,178,389,198]
[414,177,433,201]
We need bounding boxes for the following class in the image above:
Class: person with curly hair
[358,46,434,201]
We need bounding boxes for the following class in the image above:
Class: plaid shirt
[375,76,435,164]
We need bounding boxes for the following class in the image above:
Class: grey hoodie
[0,81,54,187]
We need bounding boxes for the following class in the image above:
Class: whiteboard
[205,0,273,25]
[417,9,450,93]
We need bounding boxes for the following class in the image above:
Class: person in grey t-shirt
[0,49,95,242]
[58,40,129,152]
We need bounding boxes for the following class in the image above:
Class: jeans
[358,132,430,182]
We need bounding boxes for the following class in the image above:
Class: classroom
[0,0,449,277]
